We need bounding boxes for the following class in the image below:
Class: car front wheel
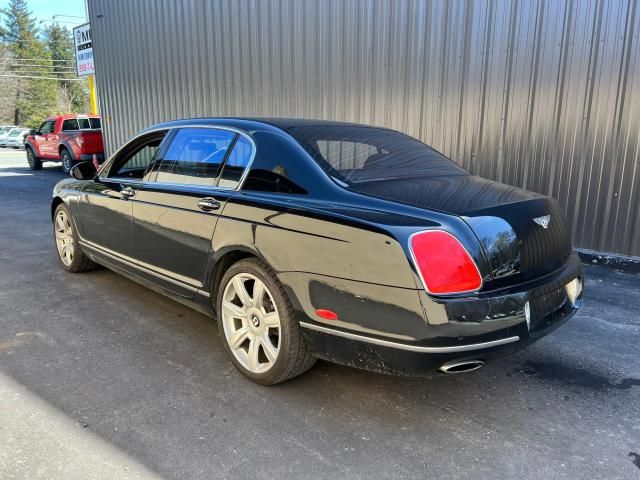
[217,258,316,385]
[26,146,42,170]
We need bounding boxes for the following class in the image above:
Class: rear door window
[218,136,253,188]
[62,119,79,131]
[155,128,236,186]
[77,118,91,129]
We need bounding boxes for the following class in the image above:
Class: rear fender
[59,139,77,160]
[215,196,419,289]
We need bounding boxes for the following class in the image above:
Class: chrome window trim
[99,124,257,191]
[299,321,520,353]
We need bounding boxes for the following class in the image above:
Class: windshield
[288,125,467,185]
[8,130,21,137]
[0,127,13,135]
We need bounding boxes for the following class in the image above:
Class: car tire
[216,258,316,385]
[53,203,98,273]
[61,148,74,174]
[26,146,42,170]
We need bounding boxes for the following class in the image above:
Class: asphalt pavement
[0,149,638,479]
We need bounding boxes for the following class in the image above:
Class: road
[0,149,638,479]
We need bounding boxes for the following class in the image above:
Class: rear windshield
[288,125,467,185]
[62,118,100,130]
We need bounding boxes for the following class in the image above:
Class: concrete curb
[577,248,640,273]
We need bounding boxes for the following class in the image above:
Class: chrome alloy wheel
[221,273,281,374]
[54,210,74,266]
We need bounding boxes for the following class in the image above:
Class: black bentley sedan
[51,118,583,384]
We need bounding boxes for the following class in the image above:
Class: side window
[108,131,168,179]
[62,119,79,131]
[77,118,91,129]
[156,128,235,186]
[89,117,101,129]
[218,136,253,188]
[39,121,53,134]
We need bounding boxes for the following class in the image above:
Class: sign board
[73,22,94,76]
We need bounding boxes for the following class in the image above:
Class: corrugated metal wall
[89,0,640,257]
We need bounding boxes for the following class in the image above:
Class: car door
[34,120,55,158]
[131,127,251,298]
[78,130,169,264]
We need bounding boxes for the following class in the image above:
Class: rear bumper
[299,254,583,376]
[78,152,105,162]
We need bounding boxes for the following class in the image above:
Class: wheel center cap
[250,314,260,328]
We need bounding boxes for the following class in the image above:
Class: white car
[1,128,31,148]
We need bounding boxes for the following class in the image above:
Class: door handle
[121,187,136,199]
[198,197,221,211]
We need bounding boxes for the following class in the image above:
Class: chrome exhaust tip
[439,359,485,374]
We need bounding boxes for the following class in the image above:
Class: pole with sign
[73,22,97,114]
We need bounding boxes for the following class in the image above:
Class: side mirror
[70,161,97,180]
[29,129,38,136]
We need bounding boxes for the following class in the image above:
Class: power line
[9,66,77,70]
[39,20,85,26]
[8,60,76,64]
[1,58,76,63]
[8,64,76,69]
[5,71,79,75]
[0,74,85,81]
[53,14,87,20]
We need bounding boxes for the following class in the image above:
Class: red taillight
[409,230,482,295]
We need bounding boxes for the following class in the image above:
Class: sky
[1,0,88,30]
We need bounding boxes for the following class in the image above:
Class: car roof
[145,117,392,135]
[51,114,100,121]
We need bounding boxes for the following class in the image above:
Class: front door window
[107,132,168,180]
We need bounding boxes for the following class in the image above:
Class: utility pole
[88,74,97,114]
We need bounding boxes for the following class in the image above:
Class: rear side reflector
[316,309,339,320]
[409,230,483,295]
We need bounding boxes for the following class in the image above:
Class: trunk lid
[351,174,573,285]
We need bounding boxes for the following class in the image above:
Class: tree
[43,23,89,113]
[0,43,18,124]
[1,0,57,127]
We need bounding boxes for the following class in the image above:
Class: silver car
[0,128,30,148]
[0,126,17,139]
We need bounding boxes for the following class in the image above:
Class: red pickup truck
[25,114,105,173]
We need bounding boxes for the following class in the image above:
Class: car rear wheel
[54,204,97,273]
[26,146,42,170]
[217,258,316,385]
[61,148,74,174]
